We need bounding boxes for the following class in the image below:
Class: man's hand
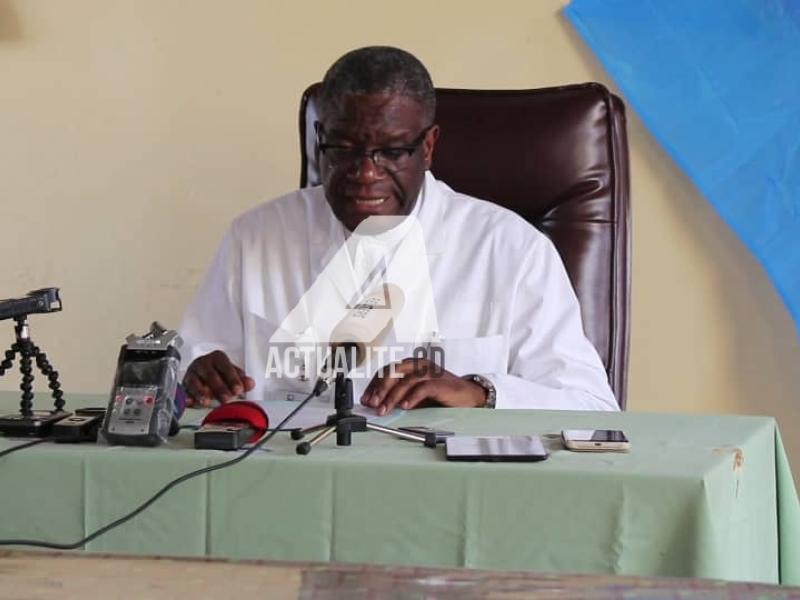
[183,350,255,407]
[360,357,488,416]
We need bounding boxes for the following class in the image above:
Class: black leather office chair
[298,83,631,408]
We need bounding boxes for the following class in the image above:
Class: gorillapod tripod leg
[2,317,65,413]
[31,343,64,412]
[0,316,69,437]
[0,344,20,389]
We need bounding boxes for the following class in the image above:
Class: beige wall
[2,0,798,480]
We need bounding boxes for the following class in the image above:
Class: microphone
[313,283,405,396]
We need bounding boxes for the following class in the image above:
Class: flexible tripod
[291,373,436,455]
[0,316,64,416]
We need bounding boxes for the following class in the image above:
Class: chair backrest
[299,83,631,408]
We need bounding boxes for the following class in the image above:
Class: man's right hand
[183,350,255,407]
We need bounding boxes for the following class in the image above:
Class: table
[1,551,798,599]
[0,392,798,585]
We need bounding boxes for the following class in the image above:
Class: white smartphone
[561,429,630,452]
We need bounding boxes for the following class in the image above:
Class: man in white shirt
[179,46,618,414]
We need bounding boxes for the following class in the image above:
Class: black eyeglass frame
[315,123,435,171]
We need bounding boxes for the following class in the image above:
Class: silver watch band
[464,374,496,409]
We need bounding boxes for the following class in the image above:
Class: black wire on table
[0,390,318,550]
[0,438,47,459]
[180,424,298,433]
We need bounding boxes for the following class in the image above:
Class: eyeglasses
[316,124,434,172]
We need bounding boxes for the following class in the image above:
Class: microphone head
[382,282,405,314]
[329,282,405,364]
[315,283,405,393]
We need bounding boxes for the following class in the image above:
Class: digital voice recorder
[101,322,182,447]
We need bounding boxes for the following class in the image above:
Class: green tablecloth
[0,392,797,584]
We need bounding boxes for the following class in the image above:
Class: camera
[0,288,61,322]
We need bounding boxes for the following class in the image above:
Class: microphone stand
[291,373,438,455]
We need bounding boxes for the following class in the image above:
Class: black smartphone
[445,435,549,462]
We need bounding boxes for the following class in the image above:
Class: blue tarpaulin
[565,0,800,333]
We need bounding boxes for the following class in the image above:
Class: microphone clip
[312,343,361,397]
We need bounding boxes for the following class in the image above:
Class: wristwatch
[463,374,497,409]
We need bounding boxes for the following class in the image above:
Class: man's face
[318,93,439,232]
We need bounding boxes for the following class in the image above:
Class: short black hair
[318,46,436,122]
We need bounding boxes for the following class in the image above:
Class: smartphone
[561,429,630,452]
[445,435,549,462]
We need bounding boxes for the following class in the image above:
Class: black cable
[0,389,318,550]
[0,438,47,459]
[180,424,298,433]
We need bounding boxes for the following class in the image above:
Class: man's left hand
[360,357,488,416]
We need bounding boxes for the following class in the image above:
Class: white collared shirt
[179,172,618,411]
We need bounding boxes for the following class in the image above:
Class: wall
[1,0,798,479]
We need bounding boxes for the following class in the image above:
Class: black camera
[0,288,62,322]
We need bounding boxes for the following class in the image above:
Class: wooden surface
[0,551,797,599]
